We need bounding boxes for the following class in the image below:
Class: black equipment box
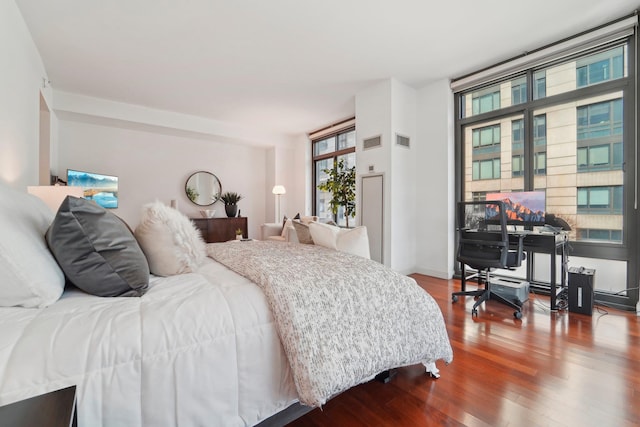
[568,266,595,315]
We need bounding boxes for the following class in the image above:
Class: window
[578,229,623,242]
[311,126,355,226]
[455,24,637,309]
[577,99,623,140]
[511,77,527,105]
[472,124,500,149]
[576,46,625,87]
[471,87,500,116]
[472,158,500,180]
[577,186,623,214]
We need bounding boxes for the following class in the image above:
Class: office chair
[451,200,526,319]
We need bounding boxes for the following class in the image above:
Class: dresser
[191,217,248,243]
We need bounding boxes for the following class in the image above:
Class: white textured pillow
[309,222,371,259]
[336,226,370,259]
[308,221,339,249]
[134,201,206,276]
[0,181,64,307]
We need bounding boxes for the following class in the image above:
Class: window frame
[453,36,638,311]
[311,126,356,224]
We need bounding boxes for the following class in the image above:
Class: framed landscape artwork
[66,169,119,209]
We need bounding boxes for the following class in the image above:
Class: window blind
[450,15,638,93]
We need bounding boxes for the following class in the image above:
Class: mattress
[0,257,298,426]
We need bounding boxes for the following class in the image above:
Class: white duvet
[0,257,298,426]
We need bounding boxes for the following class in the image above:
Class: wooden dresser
[191,217,248,243]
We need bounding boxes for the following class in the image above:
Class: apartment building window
[471,86,500,116]
[576,46,625,87]
[452,14,638,309]
[511,77,527,105]
[578,229,622,242]
[311,125,355,226]
[577,99,623,140]
[577,186,623,214]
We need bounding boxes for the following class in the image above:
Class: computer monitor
[485,190,545,226]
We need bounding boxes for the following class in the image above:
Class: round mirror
[185,171,222,206]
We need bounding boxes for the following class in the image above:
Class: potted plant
[220,191,243,217]
[317,159,356,227]
[235,228,243,240]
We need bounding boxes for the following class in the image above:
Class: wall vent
[396,134,410,148]
[363,135,382,150]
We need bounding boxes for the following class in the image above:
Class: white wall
[389,79,417,273]
[0,0,54,188]
[356,80,393,266]
[414,79,455,279]
[57,118,271,237]
[355,79,419,273]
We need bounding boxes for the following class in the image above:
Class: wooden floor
[287,274,640,427]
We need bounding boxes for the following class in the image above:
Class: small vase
[235,234,242,240]
[225,204,237,217]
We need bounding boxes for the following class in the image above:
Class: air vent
[363,135,382,150]
[396,134,410,148]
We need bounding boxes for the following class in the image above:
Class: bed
[0,183,453,426]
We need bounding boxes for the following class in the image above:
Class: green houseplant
[220,191,243,217]
[317,159,356,227]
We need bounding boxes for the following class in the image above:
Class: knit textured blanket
[207,240,453,407]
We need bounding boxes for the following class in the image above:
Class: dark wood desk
[0,386,77,427]
[191,217,248,243]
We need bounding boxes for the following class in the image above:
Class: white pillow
[308,221,340,249]
[336,226,371,259]
[308,222,371,259]
[134,201,206,276]
[0,181,65,307]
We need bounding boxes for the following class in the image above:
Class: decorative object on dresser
[185,171,222,206]
[191,216,248,242]
[220,191,243,217]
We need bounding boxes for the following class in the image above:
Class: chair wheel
[514,311,522,319]
[452,295,458,303]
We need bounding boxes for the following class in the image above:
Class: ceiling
[16,0,639,137]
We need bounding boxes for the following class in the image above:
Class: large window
[311,127,355,226]
[454,24,638,310]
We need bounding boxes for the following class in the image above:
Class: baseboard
[412,267,452,280]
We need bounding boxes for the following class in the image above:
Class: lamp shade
[27,186,84,213]
[272,185,286,195]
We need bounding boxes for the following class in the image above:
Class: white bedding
[0,257,298,426]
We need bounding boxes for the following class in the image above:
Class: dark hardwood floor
[287,274,640,427]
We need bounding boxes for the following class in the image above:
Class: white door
[361,174,383,263]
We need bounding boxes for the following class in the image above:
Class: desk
[516,231,568,311]
[460,230,568,311]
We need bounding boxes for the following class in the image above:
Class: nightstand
[0,386,77,427]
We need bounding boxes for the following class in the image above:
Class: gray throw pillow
[46,196,149,297]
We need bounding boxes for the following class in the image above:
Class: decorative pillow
[309,222,371,259]
[307,221,340,249]
[280,215,289,238]
[0,182,65,307]
[336,226,371,259]
[46,196,149,297]
[134,201,206,276]
[292,220,314,245]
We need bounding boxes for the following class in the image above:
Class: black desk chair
[451,200,526,319]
